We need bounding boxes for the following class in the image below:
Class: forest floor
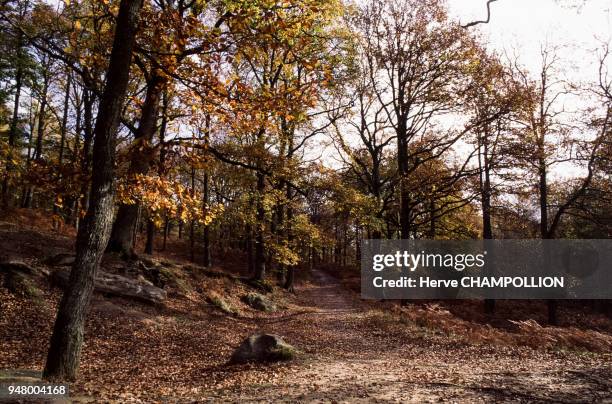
[1,209,612,403]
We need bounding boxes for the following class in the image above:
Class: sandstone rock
[229,334,296,364]
[242,292,276,312]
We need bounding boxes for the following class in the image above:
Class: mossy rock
[229,334,297,364]
[158,266,191,294]
[207,293,239,316]
[4,271,42,298]
[242,292,276,312]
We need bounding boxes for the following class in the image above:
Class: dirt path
[213,269,612,403]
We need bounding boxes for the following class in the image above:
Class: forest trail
[213,269,612,403]
[0,219,610,404]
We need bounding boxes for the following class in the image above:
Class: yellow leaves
[269,242,300,266]
[116,174,224,226]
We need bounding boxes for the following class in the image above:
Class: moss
[4,272,42,299]
[208,294,239,316]
[159,266,192,294]
[242,292,276,312]
[270,344,297,361]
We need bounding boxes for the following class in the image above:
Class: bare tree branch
[461,0,499,28]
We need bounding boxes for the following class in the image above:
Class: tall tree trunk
[68,92,82,227]
[54,71,72,225]
[33,65,50,162]
[162,216,169,251]
[397,123,411,239]
[537,136,557,325]
[20,100,36,208]
[428,197,436,239]
[190,165,196,262]
[21,69,50,209]
[246,223,254,275]
[58,71,71,167]
[145,218,155,255]
[146,92,170,254]
[253,170,266,280]
[108,73,165,255]
[43,0,143,381]
[202,171,211,267]
[275,203,285,284]
[75,89,95,230]
[2,35,23,207]
[479,128,495,315]
[283,184,294,292]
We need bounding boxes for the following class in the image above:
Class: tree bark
[253,171,266,280]
[75,88,95,230]
[1,32,23,207]
[397,122,411,239]
[43,0,143,381]
[202,171,211,267]
[33,63,50,162]
[54,70,72,224]
[58,71,71,167]
[283,183,294,292]
[108,73,166,255]
[190,165,196,262]
[145,218,155,255]
[162,217,169,251]
[479,126,495,315]
[21,61,51,209]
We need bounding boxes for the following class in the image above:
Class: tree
[107,0,227,255]
[43,0,143,381]
[358,0,485,239]
[510,45,607,324]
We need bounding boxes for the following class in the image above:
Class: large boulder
[52,268,167,305]
[242,292,276,312]
[229,334,296,364]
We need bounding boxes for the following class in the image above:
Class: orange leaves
[116,174,224,226]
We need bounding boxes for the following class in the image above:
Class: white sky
[447,0,612,78]
[445,1,612,181]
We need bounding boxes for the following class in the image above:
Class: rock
[137,260,164,288]
[4,271,42,298]
[242,292,277,312]
[52,269,167,304]
[44,253,75,267]
[207,292,239,316]
[136,274,154,287]
[0,260,46,298]
[0,260,41,276]
[229,334,296,364]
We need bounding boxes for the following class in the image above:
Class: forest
[0,0,611,402]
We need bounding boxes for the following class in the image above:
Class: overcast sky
[447,0,612,78]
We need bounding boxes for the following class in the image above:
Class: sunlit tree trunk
[43,0,143,381]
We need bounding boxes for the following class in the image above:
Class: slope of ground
[0,214,611,403]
